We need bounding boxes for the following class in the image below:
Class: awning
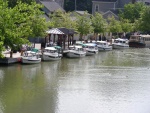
[46,28,64,34]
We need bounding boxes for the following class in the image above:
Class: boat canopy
[45,47,57,50]
[96,41,107,43]
[54,46,61,49]
[85,43,97,46]
[75,45,83,48]
[115,38,128,41]
[31,48,39,53]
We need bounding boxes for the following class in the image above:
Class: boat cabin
[69,46,84,51]
[84,43,97,49]
[114,38,128,44]
[129,35,150,47]
[44,47,58,53]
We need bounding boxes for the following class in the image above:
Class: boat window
[130,36,136,40]
[69,47,75,50]
[114,40,119,43]
[88,46,93,49]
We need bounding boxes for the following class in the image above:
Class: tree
[8,0,35,8]
[91,12,107,40]
[75,12,93,41]
[137,6,150,33]
[120,19,133,35]
[0,1,11,57]
[119,2,145,23]
[50,10,77,30]
[108,16,122,37]
[0,1,48,58]
[0,42,4,58]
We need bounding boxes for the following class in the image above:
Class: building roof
[46,28,77,35]
[92,0,118,2]
[40,1,65,12]
[46,28,65,34]
[75,11,91,16]
[58,28,77,35]
[102,10,118,19]
[40,14,50,22]
[102,10,119,20]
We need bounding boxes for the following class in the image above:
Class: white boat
[53,46,63,57]
[84,43,98,56]
[42,47,62,61]
[66,45,86,58]
[112,38,129,49]
[96,41,112,51]
[21,49,41,64]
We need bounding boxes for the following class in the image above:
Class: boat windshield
[44,49,57,53]
[69,46,75,50]
[114,40,126,43]
[87,46,94,49]
[77,48,83,51]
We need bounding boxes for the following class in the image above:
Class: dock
[0,52,21,65]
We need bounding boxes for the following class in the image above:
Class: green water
[0,48,150,113]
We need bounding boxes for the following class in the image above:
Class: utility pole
[75,0,76,11]
[132,0,136,4]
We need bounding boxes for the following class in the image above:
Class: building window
[145,2,150,5]
[95,5,99,12]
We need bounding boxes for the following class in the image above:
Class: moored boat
[84,43,98,56]
[96,41,112,51]
[112,38,129,49]
[21,49,41,64]
[66,45,86,58]
[42,47,62,61]
[129,35,150,48]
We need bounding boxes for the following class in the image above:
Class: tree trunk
[21,50,23,56]
[79,34,83,41]
[95,33,98,41]
[10,51,13,58]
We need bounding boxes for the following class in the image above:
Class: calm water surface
[0,48,150,113]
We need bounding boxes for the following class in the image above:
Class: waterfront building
[36,0,64,8]
[35,0,65,22]
[92,0,150,19]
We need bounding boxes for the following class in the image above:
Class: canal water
[0,48,150,113]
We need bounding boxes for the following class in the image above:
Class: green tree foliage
[119,2,145,23]
[75,12,93,40]
[50,10,77,30]
[0,0,48,58]
[91,12,107,34]
[137,6,150,33]
[108,16,122,34]
[0,43,4,58]
[8,0,35,7]
[0,1,11,57]
[17,2,48,38]
[120,19,133,33]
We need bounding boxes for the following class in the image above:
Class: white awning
[46,28,64,34]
